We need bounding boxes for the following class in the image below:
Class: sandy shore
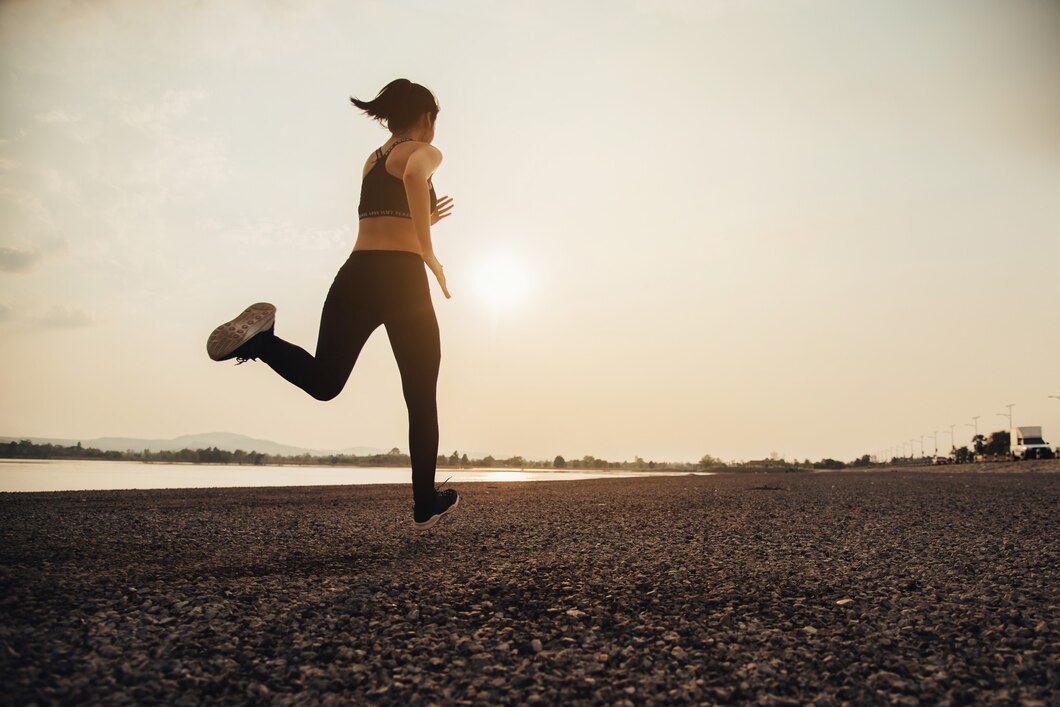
[1,464,1058,705]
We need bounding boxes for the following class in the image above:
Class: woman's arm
[403,145,443,257]
[403,145,451,298]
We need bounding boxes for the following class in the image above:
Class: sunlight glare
[470,252,531,316]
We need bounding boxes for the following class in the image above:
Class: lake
[0,459,710,493]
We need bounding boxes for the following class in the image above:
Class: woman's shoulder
[396,142,443,172]
[398,141,442,160]
[362,141,440,174]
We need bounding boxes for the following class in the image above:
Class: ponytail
[351,78,439,133]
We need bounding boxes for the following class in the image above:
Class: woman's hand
[431,195,454,226]
[423,251,451,299]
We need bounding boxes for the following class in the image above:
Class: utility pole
[996,403,1015,455]
[1051,394,1060,448]
[997,403,1014,431]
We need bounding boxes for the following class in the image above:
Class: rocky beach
[1,464,1057,705]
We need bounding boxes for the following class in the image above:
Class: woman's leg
[385,305,441,512]
[259,260,380,401]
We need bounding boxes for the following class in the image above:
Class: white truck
[1011,426,1054,460]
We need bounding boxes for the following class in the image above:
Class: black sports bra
[358,138,438,220]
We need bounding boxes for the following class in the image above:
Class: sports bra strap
[380,137,414,161]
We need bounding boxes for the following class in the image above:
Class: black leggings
[258,250,440,508]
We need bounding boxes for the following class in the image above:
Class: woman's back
[355,139,440,255]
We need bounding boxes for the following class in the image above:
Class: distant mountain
[0,432,397,457]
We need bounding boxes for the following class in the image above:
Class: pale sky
[1,0,1058,463]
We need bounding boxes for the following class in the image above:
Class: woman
[206,79,459,530]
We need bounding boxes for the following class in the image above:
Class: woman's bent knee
[309,382,344,402]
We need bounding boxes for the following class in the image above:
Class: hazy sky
[1,0,1058,463]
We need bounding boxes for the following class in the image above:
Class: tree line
[9,437,1005,471]
[0,441,695,470]
[0,440,413,467]
[440,452,699,471]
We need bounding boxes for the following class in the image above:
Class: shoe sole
[206,302,276,361]
[414,494,460,530]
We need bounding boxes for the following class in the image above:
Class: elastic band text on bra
[359,210,413,219]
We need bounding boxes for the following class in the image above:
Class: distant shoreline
[4,455,1057,474]
[0,439,703,472]
[0,457,702,474]
[0,458,720,494]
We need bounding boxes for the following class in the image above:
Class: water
[0,459,709,493]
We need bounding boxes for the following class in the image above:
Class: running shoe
[206,302,276,363]
[414,488,460,530]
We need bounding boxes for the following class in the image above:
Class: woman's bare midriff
[353,216,423,255]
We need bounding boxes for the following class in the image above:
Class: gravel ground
[1,464,1058,705]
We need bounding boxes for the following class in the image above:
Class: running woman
[206,79,459,530]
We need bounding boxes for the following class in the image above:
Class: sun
[469,251,531,316]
